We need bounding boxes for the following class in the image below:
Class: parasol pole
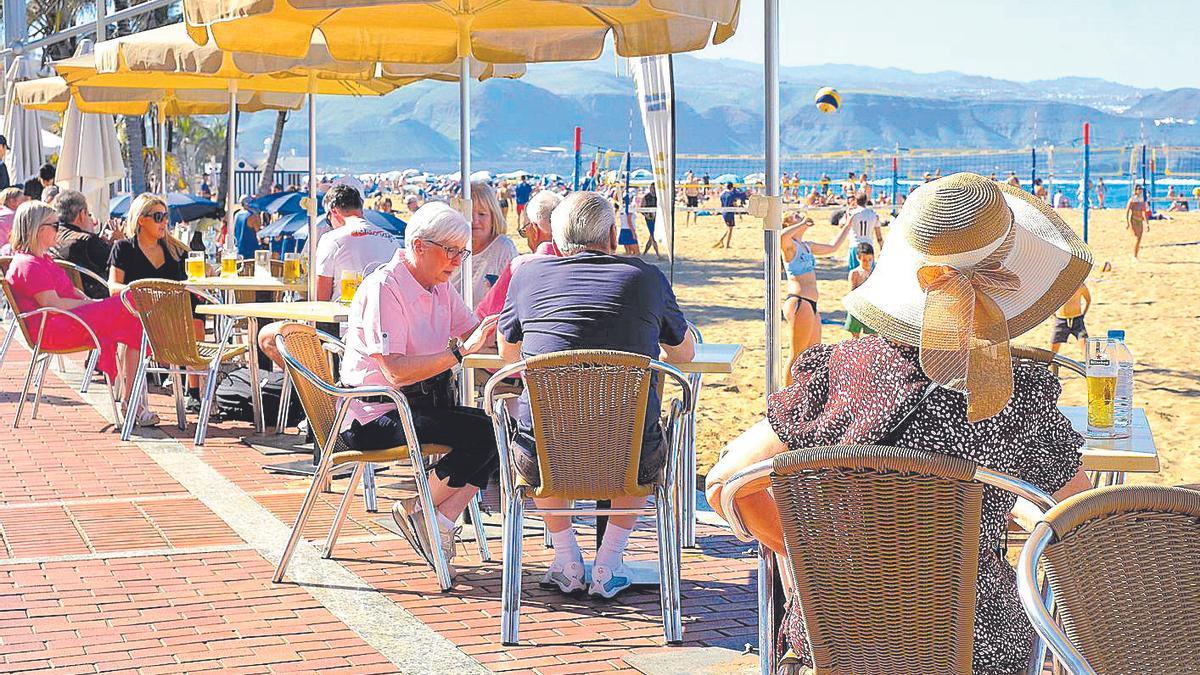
[157,104,167,197]
[458,53,476,402]
[225,80,238,254]
[759,1,782,674]
[306,73,318,299]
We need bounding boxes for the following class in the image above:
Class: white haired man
[498,191,696,598]
[472,187,563,318]
[340,202,499,578]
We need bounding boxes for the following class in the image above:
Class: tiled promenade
[0,338,759,674]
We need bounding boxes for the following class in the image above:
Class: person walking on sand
[640,185,661,258]
[844,242,877,338]
[713,182,748,249]
[1126,184,1149,261]
[1051,282,1091,355]
[1096,178,1106,209]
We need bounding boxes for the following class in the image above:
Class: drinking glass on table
[254,249,273,278]
[283,253,301,282]
[220,251,238,278]
[339,270,363,303]
[186,251,206,280]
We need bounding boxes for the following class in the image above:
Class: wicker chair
[721,445,1057,675]
[120,279,248,445]
[271,322,488,591]
[1018,485,1200,675]
[0,258,122,429]
[483,350,693,646]
[1011,344,1086,378]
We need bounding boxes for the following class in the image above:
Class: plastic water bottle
[1107,330,1134,436]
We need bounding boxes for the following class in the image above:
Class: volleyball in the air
[814,87,841,113]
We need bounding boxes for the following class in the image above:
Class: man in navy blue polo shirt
[499,191,694,600]
[513,175,533,219]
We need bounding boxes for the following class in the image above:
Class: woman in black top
[108,193,204,409]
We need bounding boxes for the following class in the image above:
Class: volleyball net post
[1030,147,1037,194]
[1082,123,1091,243]
[573,126,582,191]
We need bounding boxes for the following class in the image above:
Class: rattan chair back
[1012,344,1085,378]
[0,259,35,346]
[1040,485,1200,674]
[125,279,207,369]
[522,349,655,500]
[275,322,339,451]
[770,445,984,674]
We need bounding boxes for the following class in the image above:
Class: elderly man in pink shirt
[0,187,27,253]
[338,201,499,579]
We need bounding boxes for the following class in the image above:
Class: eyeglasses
[422,239,471,261]
[143,211,168,223]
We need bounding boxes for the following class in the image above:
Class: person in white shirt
[257,184,401,367]
[840,192,883,271]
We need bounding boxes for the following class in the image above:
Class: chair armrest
[718,458,774,542]
[974,466,1057,526]
[19,305,104,353]
[53,259,111,296]
[1017,523,1098,675]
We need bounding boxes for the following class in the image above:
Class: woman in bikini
[1126,183,1148,261]
[780,212,851,385]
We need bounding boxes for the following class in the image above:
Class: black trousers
[340,406,498,490]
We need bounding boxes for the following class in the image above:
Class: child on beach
[844,242,877,338]
[1051,282,1091,355]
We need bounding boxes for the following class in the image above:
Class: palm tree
[257,111,289,196]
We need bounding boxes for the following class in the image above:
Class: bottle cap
[1107,329,1126,341]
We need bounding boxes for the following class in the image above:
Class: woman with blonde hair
[4,200,156,426]
[450,181,518,308]
[708,174,1095,674]
[108,193,206,410]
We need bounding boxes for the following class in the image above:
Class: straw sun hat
[845,172,1093,422]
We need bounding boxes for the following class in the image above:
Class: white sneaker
[540,557,586,595]
[125,407,159,427]
[589,561,635,599]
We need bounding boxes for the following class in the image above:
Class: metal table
[1061,406,1160,486]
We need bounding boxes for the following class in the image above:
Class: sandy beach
[515,206,1198,485]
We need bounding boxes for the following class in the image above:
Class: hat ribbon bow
[915,231,1020,422]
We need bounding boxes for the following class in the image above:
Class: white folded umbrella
[3,55,48,186]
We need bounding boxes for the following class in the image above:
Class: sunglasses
[143,211,169,223]
[423,239,471,261]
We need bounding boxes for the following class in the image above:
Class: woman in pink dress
[4,200,157,426]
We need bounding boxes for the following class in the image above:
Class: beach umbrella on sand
[53,42,125,222]
[4,55,48,186]
[183,0,738,312]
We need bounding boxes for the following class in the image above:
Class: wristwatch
[450,340,464,364]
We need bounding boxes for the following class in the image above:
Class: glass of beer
[283,253,301,282]
[1086,337,1117,436]
[220,252,238,278]
[339,270,363,303]
[186,251,206,280]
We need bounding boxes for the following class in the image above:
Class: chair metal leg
[106,377,122,428]
[362,462,378,513]
[412,459,453,592]
[193,362,222,447]
[323,461,364,558]
[171,371,187,430]
[12,344,42,429]
[543,520,553,548]
[30,355,51,420]
[500,487,525,645]
[79,349,99,394]
[274,455,336,583]
[276,369,293,433]
[757,546,778,675]
[468,492,492,562]
[121,352,151,441]
[656,485,683,644]
[0,314,16,370]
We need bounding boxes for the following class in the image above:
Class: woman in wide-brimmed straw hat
[707,173,1096,674]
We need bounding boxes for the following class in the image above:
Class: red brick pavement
[0,336,767,674]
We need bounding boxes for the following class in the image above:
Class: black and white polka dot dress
[767,336,1083,675]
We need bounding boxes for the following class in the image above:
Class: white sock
[595,523,633,570]
[550,528,582,566]
[436,511,457,533]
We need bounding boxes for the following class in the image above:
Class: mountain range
[234,51,1200,173]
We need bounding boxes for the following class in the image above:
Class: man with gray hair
[472,187,563,318]
[51,189,112,298]
[498,190,695,599]
[338,201,500,580]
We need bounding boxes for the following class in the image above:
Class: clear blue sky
[694,0,1197,90]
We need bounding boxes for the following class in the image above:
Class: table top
[462,342,743,375]
[185,276,307,293]
[1061,406,1160,474]
[196,300,348,323]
